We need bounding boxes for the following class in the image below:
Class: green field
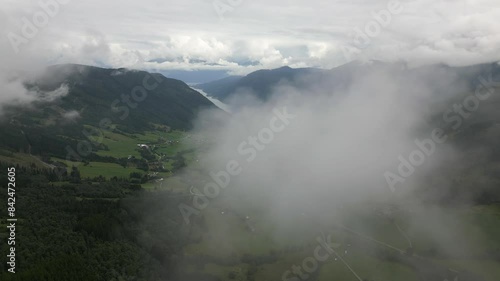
[91,127,189,159]
[78,162,143,179]
[318,254,419,281]
[178,197,500,281]
[44,127,202,184]
[93,129,142,158]
[51,158,143,179]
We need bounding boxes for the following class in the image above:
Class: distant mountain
[197,62,410,101]
[198,66,324,101]
[160,69,231,84]
[195,75,242,100]
[199,61,500,103]
[0,64,218,158]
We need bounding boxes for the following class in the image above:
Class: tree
[70,166,81,183]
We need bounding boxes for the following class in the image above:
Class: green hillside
[0,64,218,160]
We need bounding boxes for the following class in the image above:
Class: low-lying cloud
[177,64,484,256]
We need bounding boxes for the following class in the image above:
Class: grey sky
[2,0,500,75]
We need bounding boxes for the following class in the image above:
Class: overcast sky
[2,0,500,75]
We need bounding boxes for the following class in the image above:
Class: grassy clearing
[318,252,419,281]
[433,259,500,281]
[90,127,190,159]
[185,211,276,257]
[184,203,323,259]
[203,263,249,281]
[1,128,196,189]
[52,158,143,179]
[180,199,500,280]
[93,129,142,158]
[156,145,185,157]
[254,252,315,281]
[142,176,189,191]
[78,162,143,179]
[50,127,195,182]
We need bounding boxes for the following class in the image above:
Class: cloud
[0,1,71,114]
[61,109,81,121]
[2,0,500,77]
[173,62,492,259]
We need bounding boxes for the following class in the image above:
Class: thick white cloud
[1,0,500,75]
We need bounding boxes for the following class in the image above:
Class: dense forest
[0,162,203,281]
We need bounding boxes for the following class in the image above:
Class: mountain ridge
[198,61,500,102]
